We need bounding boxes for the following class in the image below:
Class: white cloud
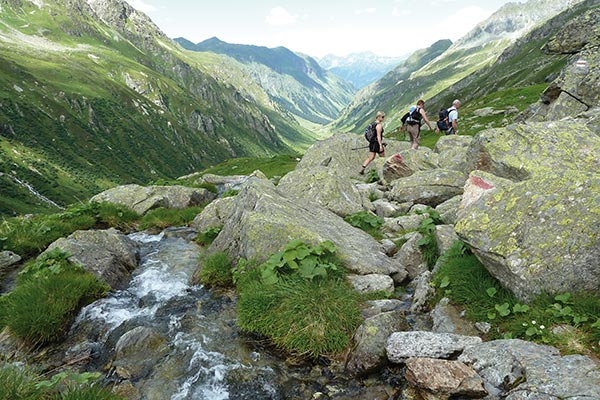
[127,0,157,13]
[392,7,410,16]
[265,6,297,26]
[354,8,376,15]
[443,6,494,40]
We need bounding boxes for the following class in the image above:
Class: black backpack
[405,106,422,125]
[437,107,454,131]
[364,122,377,142]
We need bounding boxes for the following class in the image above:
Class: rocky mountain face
[332,0,585,133]
[177,37,356,125]
[317,52,408,89]
[0,0,309,215]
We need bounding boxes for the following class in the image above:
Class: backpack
[437,107,455,131]
[405,106,422,125]
[364,122,377,142]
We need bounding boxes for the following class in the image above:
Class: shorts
[406,123,420,144]
[369,140,382,153]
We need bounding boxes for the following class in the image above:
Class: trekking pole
[351,145,370,150]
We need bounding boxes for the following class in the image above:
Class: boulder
[459,339,600,399]
[91,184,216,215]
[381,150,440,184]
[465,121,600,181]
[347,274,395,294]
[200,170,267,193]
[404,358,487,400]
[456,170,600,300]
[434,135,473,173]
[434,225,459,256]
[113,326,169,380]
[200,178,403,278]
[388,169,466,207]
[277,165,366,217]
[382,214,427,234]
[408,270,435,313]
[386,331,482,363]
[435,195,462,225]
[345,310,410,376]
[431,298,479,336]
[0,251,20,269]
[190,196,236,232]
[372,199,403,218]
[393,232,426,280]
[43,228,139,289]
[458,171,515,221]
[295,132,410,179]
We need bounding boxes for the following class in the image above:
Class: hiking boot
[359,167,365,175]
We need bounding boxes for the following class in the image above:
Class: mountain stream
[68,229,404,399]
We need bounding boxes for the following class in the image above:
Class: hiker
[400,99,434,149]
[440,99,461,135]
[359,111,385,175]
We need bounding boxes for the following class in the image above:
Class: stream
[68,229,405,399]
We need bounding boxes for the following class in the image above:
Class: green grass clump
[0,202,139,258]
[195,154,300,178]
[195,251,232,287]
[195,225,223,247]
[138,206,204,231]
[1,249,109,344]
[236,240,362,358]
[344,211,384,240]
[0,362,44,400]
[415,208,444,267]
[433,241,600,357]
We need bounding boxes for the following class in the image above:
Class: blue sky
[126,0,523,58]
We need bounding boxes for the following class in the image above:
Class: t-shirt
[448,108,459,124]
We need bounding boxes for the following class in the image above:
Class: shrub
[196,251,232,287]
[365,169,379,183]
[344,211,384,240]
[139,206,203,231]
[236,240,362,358]
[3,250,109,344]
[416,207,444,267]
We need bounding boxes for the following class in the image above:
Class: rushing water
[70,229,404,399]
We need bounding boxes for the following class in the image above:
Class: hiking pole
[351,145,370,150]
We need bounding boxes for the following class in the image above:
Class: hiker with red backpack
[437,99,461,135]
[359,111,386,175]
[400,99,434,149]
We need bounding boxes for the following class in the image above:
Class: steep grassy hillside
[176,37,356,126]
[0,0,311,216]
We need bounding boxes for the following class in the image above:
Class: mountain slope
[318,52,408,89]
[0,0,309,216]
[175,37,356,126]
[332,0,582,133]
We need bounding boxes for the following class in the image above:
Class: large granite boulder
[459,339,600,399]
[386,331,482,363]
[381,150,440,184]
[388,169,466,207]
[43,228,139,289]
[456,169,600,301]
[277,165,366,217]
[196,178,403,278]
[190,196,236,232]
[295,132,410,179]
[465,121,600,181]
[434,135,473,173]
[527,7,600,122]
[91,184,216,215]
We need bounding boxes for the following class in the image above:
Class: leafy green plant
[195,225,223,246]
[195,251,232,287]
[416,208,443,267]
[344,211,384,240]
[0,362,44,400]
[259,240,340,285]
[365,169,379,183]
[2,250,109,344]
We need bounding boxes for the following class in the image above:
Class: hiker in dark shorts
[359,111,385,175]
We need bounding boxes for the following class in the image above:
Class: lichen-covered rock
[409,271,435,313]
[205,178,403,277]
[345,310,410,376]
[435,195,462,225]
[458,171,515,221]
[386,331,482,363]
[459,339,600,399]
[456,170,600,300]
[434,225,459,256]
[347,274,396,294]
[190,196,236,232]
[382,150,440,184]
[434,135,473,173]
[113,326,169,380]
[277,165,366,217]
[389,169,466,207]
[393,232,426,280]
[43,228,139,289]
[199,170,267,193]
[295,132,410,179]
[91,184,216,215]
[431,298,479,336]
[465,122,600,181]
[405,358,487,400]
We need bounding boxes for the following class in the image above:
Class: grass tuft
[138,206,203,231]
[195,251,232,287]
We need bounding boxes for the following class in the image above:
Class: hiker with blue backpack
[359,111,386,175]
[437,99,461,135]
[400,99,435,149]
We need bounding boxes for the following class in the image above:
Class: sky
[125,0,523,58]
